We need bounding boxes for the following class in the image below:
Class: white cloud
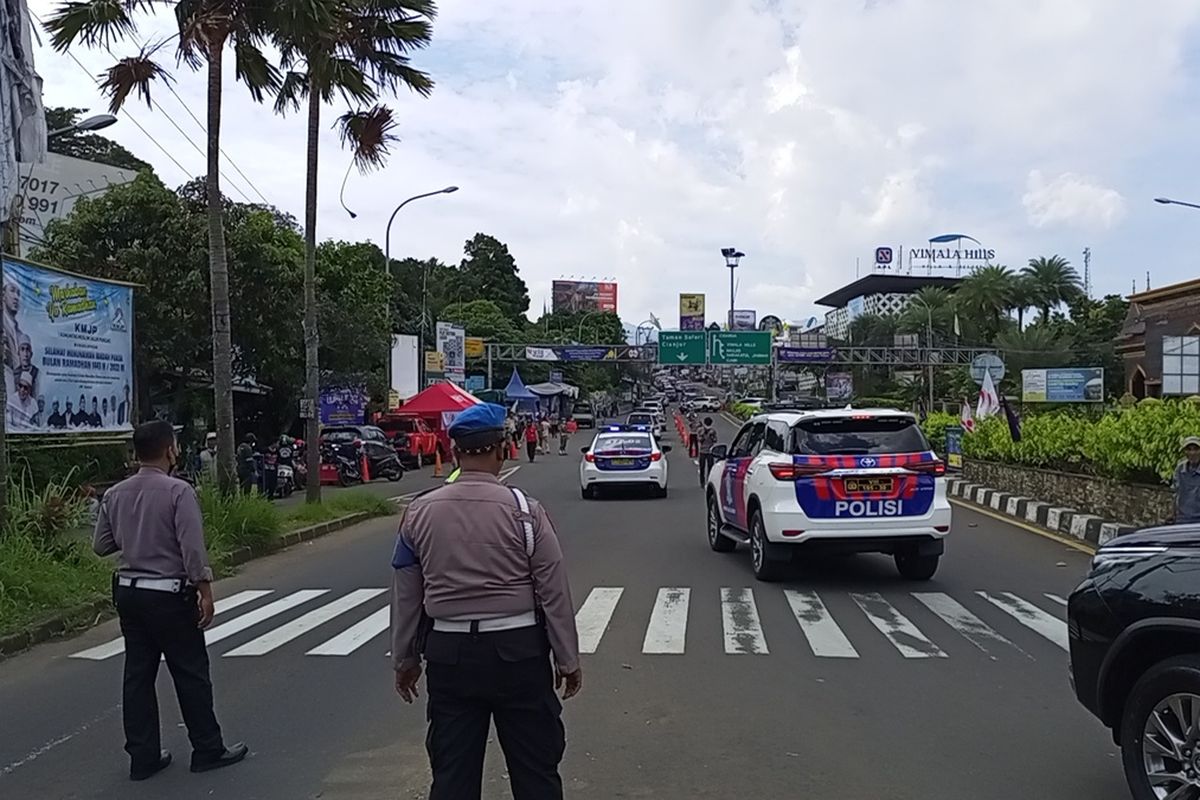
[1022,170,1127,230]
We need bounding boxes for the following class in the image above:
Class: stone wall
[963,460,1172,528]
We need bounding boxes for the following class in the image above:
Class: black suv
[1068,523,1200,799]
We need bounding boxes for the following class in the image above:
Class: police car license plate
[611,458,634,466]
[843,477,894,493]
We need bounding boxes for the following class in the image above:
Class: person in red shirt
[524,419,540,462]
[559,418,577,455]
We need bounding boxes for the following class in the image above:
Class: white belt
[117,576,184,593]
[432,610,538,633]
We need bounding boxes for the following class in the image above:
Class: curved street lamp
[1155,197,1200,211]
[48,113,118,138]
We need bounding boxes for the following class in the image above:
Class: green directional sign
[657,330,707,365]
[709,331,771,365]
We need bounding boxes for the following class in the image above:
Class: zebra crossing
[68,585,1068,663]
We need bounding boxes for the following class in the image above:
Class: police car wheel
[894,551,939,581]
[581,485,593,500]
[750,511,786,582]
[707,495,735,552]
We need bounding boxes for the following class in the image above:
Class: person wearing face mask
[92,420,248,781]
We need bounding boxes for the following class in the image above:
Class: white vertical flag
[977,369,1001,419]
[960,397,975,433]
[953,313,961,337]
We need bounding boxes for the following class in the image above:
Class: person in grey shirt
[93,420,248,781]
[1174,436,1200,524]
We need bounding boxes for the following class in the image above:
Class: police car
[627,411,665,439]
[704,408,951,581]
[580,425,671,499]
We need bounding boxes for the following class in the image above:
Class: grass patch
[282,490,396,528]
[0,535,111,636]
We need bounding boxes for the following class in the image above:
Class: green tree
[897,287,956,340]
[1008,273,1036,330]
[441,299,522,341]
[44,107,151,172]
[317,240,393,387]
[954,265,1018,340]
[458,234,531,321]
[993,325,1075,391]
[1022,255,1082,323]
[846,313,898,346]
[46,0,283,492]
[271,0,435,501]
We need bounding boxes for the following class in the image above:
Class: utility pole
[1082,247,1091,299]
[721,248,744,330]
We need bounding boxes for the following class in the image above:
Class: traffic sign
[709,331,771,365]
[970,353,1005,385]
[657,330,706,365]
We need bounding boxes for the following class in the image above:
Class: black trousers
[698,453,712,486]
[526,441,537,462]
[424,627,566,800]
[114,580,225,771]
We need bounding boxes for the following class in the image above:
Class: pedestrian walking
[391,403,581,800]
[539,416,551,454]
[236,433,257,493]
[697,416,719,486]
[524,419,540,462]
[92,420,248,781]
[559,418,575,455]
[1173,436,1200,524]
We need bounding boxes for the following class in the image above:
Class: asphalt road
[0,412,1127,800]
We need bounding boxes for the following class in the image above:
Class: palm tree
[1009,274,1036,329]
[955,265,1018,336]
[271,0,434,502]
[1022,255,1082,323]
[898,286,955,340]
[45,0,281,493]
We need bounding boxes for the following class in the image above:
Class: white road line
[978,592,1069,651]
[784,590,858,658]
[1043,593,1068,607]
[307,606,390,656]
[202,589,329,646]
[913,592,1025,659]
[721,587,769,654]
[852,592,947,659]
[642,588,690,654]
[69,589,275,661]
[499,465,522,482]
[576,587,623,654]
[224,589,385,657]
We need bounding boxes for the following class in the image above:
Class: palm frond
[319,57,376,106]
[175,0,235,69]
[274,70,310,113]
[336,105,399,173]
[98,53,173,113]
[361,52,433,96]
[43,0,139,52]
[234,39,283,102]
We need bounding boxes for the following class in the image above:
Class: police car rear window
[628,414,654,424]
[595,435,652,451]
[790,416,929,455]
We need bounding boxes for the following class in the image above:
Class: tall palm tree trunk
[206,46,237,493]
[303,88,322,503]
[0,221,7,528]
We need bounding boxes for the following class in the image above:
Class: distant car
[580,425,671,499]
[738,397,767,410]
[695,396,721,412]
[320,425,404,481]
[627,411,663,438]
[1069,523,1200,800]
[704,408,950,581]
[573,402,596,429]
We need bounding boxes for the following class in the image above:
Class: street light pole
[382,186,459,391]
[1154,197,1200,211]
[47,113,118,138]
[577,311,601,343]
[721,248,744,329]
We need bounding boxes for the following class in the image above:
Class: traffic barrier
[433,447,444,478]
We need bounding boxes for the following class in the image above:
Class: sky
[26,0,1200,330]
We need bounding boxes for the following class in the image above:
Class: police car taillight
[650,452,662,462]
[768,463,828,480]
[910,460,946,476]
[585,453,595,462]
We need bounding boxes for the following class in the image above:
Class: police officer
[93,420,248,781]
[391,403,581,800]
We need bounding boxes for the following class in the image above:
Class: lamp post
[382,186,459,389]
[1154,197,1200,211]
[577,311,602,343]
[721,247,745,330]
[47,113,118,138]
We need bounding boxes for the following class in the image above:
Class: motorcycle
[321,441,363,486]
[292,439,308,488]
[276,438,296,497]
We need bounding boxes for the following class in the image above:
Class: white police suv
[580,425,671,499]
[704,408,951,581]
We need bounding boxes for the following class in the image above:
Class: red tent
[399,382,482,415]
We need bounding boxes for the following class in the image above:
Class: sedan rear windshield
[628,414,654,424]
[323,429,361,443]
[594,435,653,452]
[790,416,930,455]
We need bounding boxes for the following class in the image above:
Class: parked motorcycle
[276,437,297,497]
[292,439,308,488]
[321,441,363,486]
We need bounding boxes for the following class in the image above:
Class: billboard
[1021,368,1104,402]
[389,334,419,402]
[825,372,854,402]
[729,309,756,331]
[679,293,705,331]
[3,257,135,434]
[435,322,465,383]
[319,386,366,425]
[13,154,138,257]
[551,280,618,313]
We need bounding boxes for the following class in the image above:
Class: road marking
[721,587,768,654]
[978,592,1069,650]
[69,589,275,661]
[1043,593,1068,607]
[307,606,390,656]
[202,589,329,646]
[576,587,623,654]
[913,592,1025,659]
[499,465,522,482]
[642,587,690,654]
[948,498,1096,554]
[785,589,858,658]
[224,589,385,656]
[852,592,947,659]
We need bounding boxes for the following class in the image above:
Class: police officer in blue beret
[391,403,581,800]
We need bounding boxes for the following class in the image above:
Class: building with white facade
[816,274,962,341]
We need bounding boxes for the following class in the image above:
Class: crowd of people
[508,413,579,462]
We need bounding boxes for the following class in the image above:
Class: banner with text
[551,280,618,313]
[319,386,367,425]
[825,372,854,402]
[435,321,466,383]
[3,258,135,434]
[1021,368,1104,402]
[679,293,705,330]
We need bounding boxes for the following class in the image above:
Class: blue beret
[448,403,508,438]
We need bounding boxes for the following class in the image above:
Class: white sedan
[580,426,671,499]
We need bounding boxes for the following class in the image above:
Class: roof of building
[815,273,964,308]
[1129,277,1200,305]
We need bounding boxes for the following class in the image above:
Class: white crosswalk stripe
[67,586,1077,663]
[784,589,858,658]
[721,587,768,654]
[576,587,624,654]
[852,592,947,658]
[642,588,690,654]
[1043,593,1067,607]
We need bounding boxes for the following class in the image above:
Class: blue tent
[504,369,538,413]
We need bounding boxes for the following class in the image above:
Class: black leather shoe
[190,742,248,773]
[130,750,172,781]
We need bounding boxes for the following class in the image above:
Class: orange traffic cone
[433,447,444,478]
[361,449,371,482]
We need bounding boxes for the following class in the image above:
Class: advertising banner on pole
[319,386,367,425]
[435,321,466,383]
[551,280,618,313]
[730,309,756,331]
[1021,368,1104,402]
[679,293,705,330]
[3,257,135,434]
[825,372,854,402]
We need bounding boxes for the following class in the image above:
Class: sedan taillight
[650,452,662,462]
[910,460,946,477]
[584,453,595,463]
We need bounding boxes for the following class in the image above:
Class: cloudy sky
[27,0,1200,328]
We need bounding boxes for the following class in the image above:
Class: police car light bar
[605,424,652,432]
